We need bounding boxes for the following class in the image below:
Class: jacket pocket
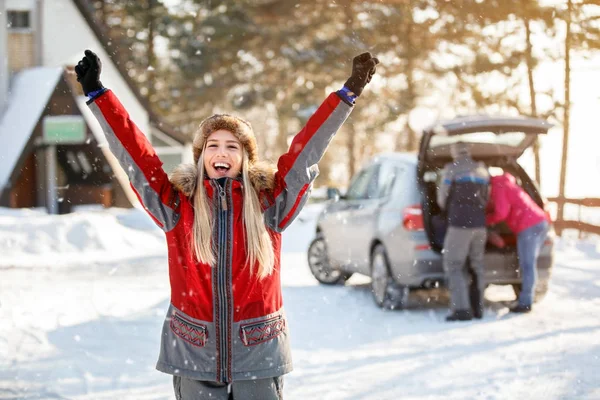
[170,312,208,347]
[239,315,286,346]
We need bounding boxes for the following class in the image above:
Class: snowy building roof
[0,66,63,190]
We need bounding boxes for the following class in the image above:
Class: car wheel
[512,280,549,303]
[307,235,352,285]
[370,244,409,310]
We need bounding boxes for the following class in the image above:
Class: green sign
[43,115,86,144]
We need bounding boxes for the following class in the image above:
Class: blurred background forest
[84,0,599,192]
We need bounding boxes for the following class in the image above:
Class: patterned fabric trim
[170,312,208,348]
[240,315,286,347]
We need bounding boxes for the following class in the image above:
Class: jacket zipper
[215,180,231,382]
[218,185,227,211]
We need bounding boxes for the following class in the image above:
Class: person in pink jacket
[486,172,550,313]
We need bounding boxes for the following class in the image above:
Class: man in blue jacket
[437,142,490,321]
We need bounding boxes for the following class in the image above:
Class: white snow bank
[0,206,164,267]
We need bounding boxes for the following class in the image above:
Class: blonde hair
[191,149,275,279]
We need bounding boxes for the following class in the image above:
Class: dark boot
[509,304,532,313]
[446,309,473,321]
[472,303,483,319]
[468,263,483,319]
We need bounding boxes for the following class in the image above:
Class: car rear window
[429,131,526,149]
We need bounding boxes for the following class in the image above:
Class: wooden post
[557,0,572,236]
[578,203,583,239]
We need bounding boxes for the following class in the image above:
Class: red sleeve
[263,93,352,232]
[88,90,181,231]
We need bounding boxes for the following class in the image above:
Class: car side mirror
[326,187,341,201]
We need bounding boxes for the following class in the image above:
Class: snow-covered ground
[1,204,599,400]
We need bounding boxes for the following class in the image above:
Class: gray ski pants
[173,376,283,400]
[442,226,487,312]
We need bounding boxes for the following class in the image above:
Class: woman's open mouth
[213,162,231,176]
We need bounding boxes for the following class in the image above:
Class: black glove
[344,52,379,97]
[74,49,104,96]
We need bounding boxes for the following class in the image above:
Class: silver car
[308,116,555,309]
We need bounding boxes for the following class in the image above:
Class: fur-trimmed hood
[171,113,275,197]
[169,160,276,197]
[193,114,258,166]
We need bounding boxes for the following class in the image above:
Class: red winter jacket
[486,172,549,234]
[88,90,353,383]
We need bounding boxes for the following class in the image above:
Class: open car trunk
[421,160,545,253]
[417,115,552,254]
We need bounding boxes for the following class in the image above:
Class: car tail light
[414,244,431,251]
[403,204,424,231]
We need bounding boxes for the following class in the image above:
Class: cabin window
[7,11,31,30]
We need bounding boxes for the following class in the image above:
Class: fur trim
[248,161,277,193]
[193,114,258,165]
[169,163,198,197]
[169,161,277,197]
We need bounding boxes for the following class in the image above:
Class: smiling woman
[202,130,243,179]
[75,48,379,399]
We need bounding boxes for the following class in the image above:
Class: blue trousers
[517,220,549,306]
